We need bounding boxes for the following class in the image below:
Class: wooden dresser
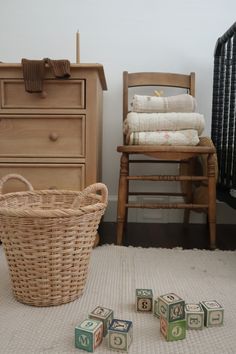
[0,63,107,193]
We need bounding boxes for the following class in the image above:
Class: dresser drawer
[0,164,85,193]
[0,115,85,158]
[0,79,85,113]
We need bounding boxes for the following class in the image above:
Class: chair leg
[184,158,194,224]
[184,204,191,224]
[117,153,129,245]
[184,185,193,224]
[208,154,216,249]
[209,220,216,250]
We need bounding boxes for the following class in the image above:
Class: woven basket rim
[0,205,106,218]
[0,189,82,198]
[0,189,107,218]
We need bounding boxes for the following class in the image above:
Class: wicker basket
[0,174,108,307]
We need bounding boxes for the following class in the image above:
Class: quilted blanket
[132,93,196,113]
[126,129,199,145]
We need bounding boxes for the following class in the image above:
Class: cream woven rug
[0,245,236,354]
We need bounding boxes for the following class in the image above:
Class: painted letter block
[185,303,204,330]
[160,316,186,341]
[108,319,133,352]
[153,297,160,318]
[75,319,103,352]
[89,306,114,336]
[136,288,153,312]
[158,293,185,322]
[200,300,224,327]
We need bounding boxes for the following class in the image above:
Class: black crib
[211,22,236,209]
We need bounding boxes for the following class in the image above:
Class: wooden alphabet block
[153,297,160,318]
[160,316,186,341]
[185,303,204,330]
[75,319,103,352]
[108,318,133,352]
[136,288,153,312]
[89,306,114,336]
[200,300,224,327]
[158,292,185,322]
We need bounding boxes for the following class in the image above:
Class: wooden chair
[116,71,217,249]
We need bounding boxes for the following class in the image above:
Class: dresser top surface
[0,63,107,90]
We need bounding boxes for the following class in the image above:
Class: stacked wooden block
[137,288,224,342]
[157,293,186,341]
[75,306,133,352]
[74,292,224,352]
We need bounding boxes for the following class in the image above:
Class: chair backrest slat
[123,71,195,130]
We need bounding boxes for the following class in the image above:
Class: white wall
[0,0,236,222]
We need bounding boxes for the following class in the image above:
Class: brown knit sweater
[21,58,71,93]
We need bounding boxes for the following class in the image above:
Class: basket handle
[72,183,108,208]
[0,174,34,194]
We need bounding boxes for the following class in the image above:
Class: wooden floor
[1,223,234,250]
[98,222,236,250]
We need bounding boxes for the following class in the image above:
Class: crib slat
[211,22,236,190]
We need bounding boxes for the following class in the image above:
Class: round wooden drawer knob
[49,132,59,141]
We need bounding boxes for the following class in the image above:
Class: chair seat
[118,137,215,153]
[117,140,215,160]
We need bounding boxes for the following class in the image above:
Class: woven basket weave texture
[0,174,108,307]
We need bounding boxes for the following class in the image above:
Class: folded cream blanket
[132,94,196,113]
[124,112,205,135]
[127,130,199,145]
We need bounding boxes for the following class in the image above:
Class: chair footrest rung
[125,203,208,209]
[127,175,208,181]
[129,192,186,196]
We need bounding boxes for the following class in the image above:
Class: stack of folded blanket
[123,94,205,145]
